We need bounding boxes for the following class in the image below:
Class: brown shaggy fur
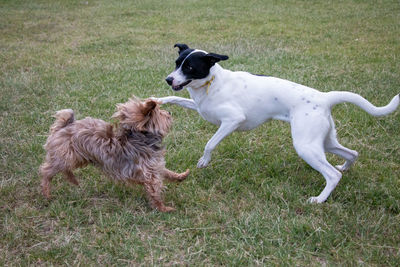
[39,97,189,212]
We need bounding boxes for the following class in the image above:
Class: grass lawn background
[1,0,399,265]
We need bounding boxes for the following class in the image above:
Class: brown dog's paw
[158,206,176,212]
[179,169,190,181]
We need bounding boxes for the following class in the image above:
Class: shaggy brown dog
[39,97,189,212]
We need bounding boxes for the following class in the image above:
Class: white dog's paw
[149,97,163,104]
[335,164,349,172]
[308,196,323,203]
[335,164,343,171]
[197,156,210,168]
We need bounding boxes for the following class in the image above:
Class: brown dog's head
[112,97,172,137]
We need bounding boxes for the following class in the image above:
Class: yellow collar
[198,76,215,95]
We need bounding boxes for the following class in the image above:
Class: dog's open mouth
[172,80,192,91]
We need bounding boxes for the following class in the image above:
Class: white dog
[158,43,399,203]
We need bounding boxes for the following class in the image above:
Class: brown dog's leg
[64,170,79,186]
[163,168,190,182]
[143,178,175,212]
[39,162,59,199]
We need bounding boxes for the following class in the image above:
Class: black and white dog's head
[165,43,229,91]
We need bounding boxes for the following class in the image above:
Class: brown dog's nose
[165,77,173,86]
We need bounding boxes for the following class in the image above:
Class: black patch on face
[174,49,194,70]
[177,52,229,80]
[180,52,213,79]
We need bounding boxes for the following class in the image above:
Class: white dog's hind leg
[294,143,343,203]
[291,114,342,203]
[325,138,358,172]
[197,120,243,168]
[324,119,358,172]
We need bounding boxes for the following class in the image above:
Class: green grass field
[1,0,399,265]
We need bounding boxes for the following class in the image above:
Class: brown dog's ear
[142,100,157,115]
[111,103,126,121]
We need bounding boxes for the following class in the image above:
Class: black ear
[204,53,229,65]
[174,43,190,55]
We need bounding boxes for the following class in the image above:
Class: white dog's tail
[326,92,400,117]
[50,109,75,134]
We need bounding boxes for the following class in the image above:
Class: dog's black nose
[165,77,173,86]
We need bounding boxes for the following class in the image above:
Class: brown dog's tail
[50,109,74,134]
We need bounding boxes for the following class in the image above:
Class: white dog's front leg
[197,121,243,168]
[156,96,197,111]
